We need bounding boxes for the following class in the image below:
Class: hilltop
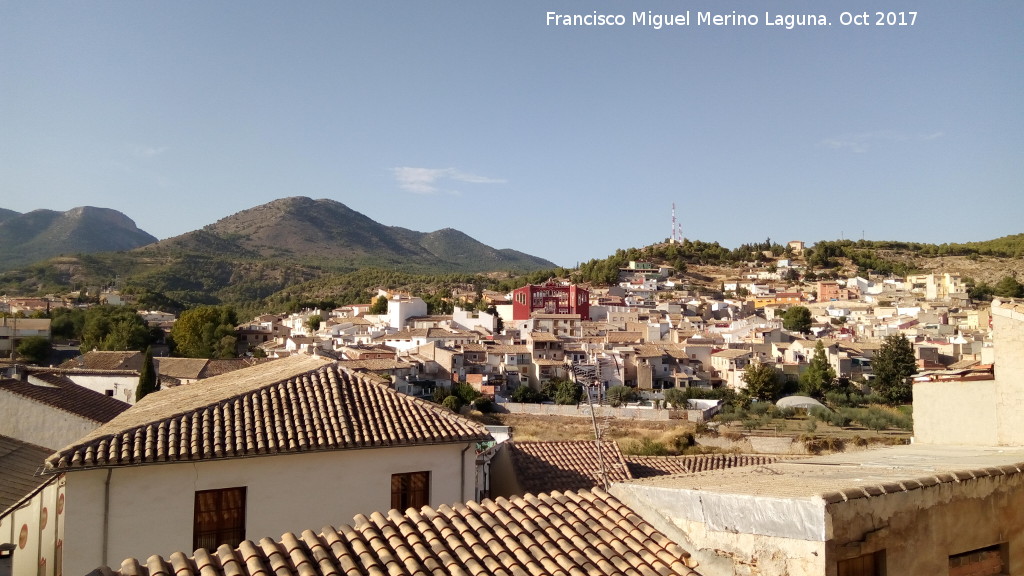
[0,206,157,271]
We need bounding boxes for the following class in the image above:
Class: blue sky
[2,1,1022,267]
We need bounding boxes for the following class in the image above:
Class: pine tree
[136,346,159,402]
[800,340,837,399]
[872,333,916,405]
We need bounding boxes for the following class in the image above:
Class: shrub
[471,398,493,413]
[624,437,670,456]
[510,385,546,403]
[441,395,462,412]
[605,386,636,407]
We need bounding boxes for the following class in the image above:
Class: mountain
[0,197,557,308]
[0,207,158,271]
[148,197,555,271]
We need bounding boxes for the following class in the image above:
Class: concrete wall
[912,380,999,446]
[60,442,477,576]
[0,391,101,451]
[498,401,685,421]
[63,374,139,404]
[993,302,1024,446]
[0,475,62,576]
[826,471,1024,576]
[613,470,1024,576]
[610,483,827,576]
[914,301,1024,446]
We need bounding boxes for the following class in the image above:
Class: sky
[2,1,1022,267]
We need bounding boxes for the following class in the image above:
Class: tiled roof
[625,454,791,479]
[484,344,529,354]
[711,349,751,359]
[45,356,490,472]
[153,357,209,379]
[0,435,53,512]
[59,350,143,371]
[1,373,130,423]
[201,358,276,378]
[507,441,633,493]
[338,358,414,371]
[606,332,642,343]
[90,488,701,576]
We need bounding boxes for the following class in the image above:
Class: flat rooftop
[622,444,1024,502]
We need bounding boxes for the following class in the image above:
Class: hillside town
[1,244,1021,576]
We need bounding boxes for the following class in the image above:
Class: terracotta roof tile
[1,373,130,423]
[625,454,791,478]
[45,355,490,472]
[0,435,53,512]
[92,489,701,576]
[506,441,633,494]
[58,350,144,371]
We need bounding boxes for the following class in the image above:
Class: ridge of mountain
[0,207,158,271]
[148,197,556,271]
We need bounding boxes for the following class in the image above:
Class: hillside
[0,207,157,271]
[148,197,555,271]
[0,197,558,308]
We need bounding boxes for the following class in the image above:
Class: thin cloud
[392,167,506,194]
[819,131,943,153]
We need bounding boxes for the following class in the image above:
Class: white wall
[61,442,478,575]
[0,391,102,451]
[0,475,63,576]
[63,374,139,404]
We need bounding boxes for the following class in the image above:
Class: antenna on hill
[572,361,609,489]
[671,203,677,243]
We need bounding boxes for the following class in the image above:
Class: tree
[800,340,837,399]
[136,346,159,402]
[171,306,238,359]
[80,306,151,352]
[872,333,917,405]
[782,306,813,334]
[369,296,388,315]
[552,379,582,405]
[605,385,636,407]
[16,336,50,364]
[305,314,322,332]
[663,387,688,409]
[741,361,782,402]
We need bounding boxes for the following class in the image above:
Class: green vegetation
[740,362,782,403]
[16,336,50,364]
[170,306,239,358]
[136,346,159,402]
[782,306,813,334]
[872,333,917,405]
[800,340,838,399]
[80,305,152,352]
[433,382,482,412]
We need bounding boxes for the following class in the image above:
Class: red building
[511,282,590,320]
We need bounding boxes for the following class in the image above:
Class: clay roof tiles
[506,441,633,494]
[625,454,792,479]
[0,435,53,512]
[45,355,490,472]
[90,489,702,576]
[1,373,129,423]
[58,350,144,371]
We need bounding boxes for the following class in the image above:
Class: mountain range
[0,197,558,307]
[0,206,158,271]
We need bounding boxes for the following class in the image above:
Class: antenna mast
[671,203,678,243]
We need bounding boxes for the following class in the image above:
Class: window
[949,544,1006,576]
[391,471,430,511]
[837,550,885,576]
[194,487,246,551]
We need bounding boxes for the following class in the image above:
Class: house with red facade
[510,281,590,320]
